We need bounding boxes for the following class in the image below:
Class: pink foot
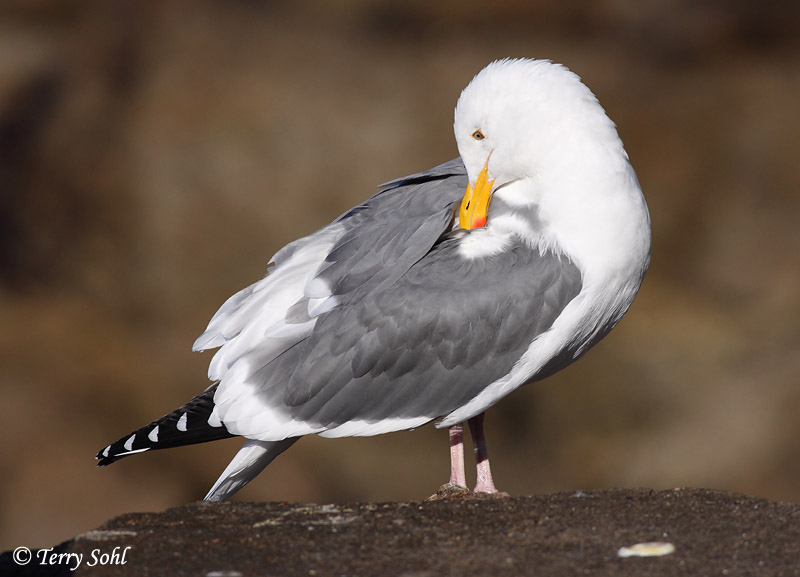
[448,423,467,488]
[468,413,509,497]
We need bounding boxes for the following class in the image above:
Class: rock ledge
[3,488,799,576]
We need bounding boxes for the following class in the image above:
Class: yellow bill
[458,160,495,230]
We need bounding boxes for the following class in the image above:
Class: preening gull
[96,58,651,501]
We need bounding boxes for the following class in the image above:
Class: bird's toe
[426,483,472,500]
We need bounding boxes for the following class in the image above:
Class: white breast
[441,152,650,427]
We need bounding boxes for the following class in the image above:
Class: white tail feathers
[203,438,299,502]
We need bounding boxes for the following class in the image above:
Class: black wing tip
[95,441,137,465]
[95,453,121,467]
[94,441,150,466]
[93,383,234,467]
[95,445,114,466]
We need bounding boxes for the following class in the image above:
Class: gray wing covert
[254,236,582,429]
[313,158,468,303]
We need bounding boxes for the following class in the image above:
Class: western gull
[96,58,651,501]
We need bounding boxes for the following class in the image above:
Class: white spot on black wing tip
[177,413,188,432]
[148,425,159,443]
[123,434,136,452]
[102,445,111,458]
[120,448,149,457]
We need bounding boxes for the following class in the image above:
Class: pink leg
[467,412,500,493]
[448,423,467,488]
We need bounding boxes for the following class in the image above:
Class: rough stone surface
[3,488,799,576]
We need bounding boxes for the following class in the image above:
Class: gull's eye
[472,130,485,141]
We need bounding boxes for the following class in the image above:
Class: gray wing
[315,157,468,302]
[209,157,582,439]
[195,158,467,375]
[247,236,581,430]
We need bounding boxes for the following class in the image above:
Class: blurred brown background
[1,0,799,552]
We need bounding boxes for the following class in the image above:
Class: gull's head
[453,58,624,230]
